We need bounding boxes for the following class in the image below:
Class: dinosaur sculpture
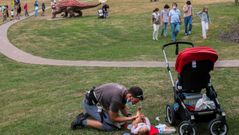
[52,0,101,18]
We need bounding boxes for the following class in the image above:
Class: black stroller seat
[177,60,214,92]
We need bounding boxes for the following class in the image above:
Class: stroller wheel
[166,104,176,125]
[178,121,198,135]
[208,118,228,135]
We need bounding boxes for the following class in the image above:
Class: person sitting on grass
[71,83,144,131]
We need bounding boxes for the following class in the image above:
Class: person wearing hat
[71,83,144,131]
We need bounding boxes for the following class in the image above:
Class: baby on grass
[130,107,151,135]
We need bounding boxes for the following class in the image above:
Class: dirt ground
[219,25,239,43]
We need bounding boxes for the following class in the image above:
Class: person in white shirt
[160,4,170,37]
[152,8,160,40]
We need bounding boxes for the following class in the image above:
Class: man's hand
[109,111,138,123]
[127,115,138,121]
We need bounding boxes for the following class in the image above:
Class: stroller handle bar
[162,41,194,87]
[162,41,194,55]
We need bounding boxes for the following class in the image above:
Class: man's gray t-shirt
[94,83,127,113]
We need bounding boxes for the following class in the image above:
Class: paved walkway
[0,14,239,68]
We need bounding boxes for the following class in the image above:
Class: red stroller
[162,42,228,135]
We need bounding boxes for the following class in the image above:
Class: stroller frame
[162,42,228,135]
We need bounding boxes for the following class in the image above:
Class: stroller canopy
[176,46,218,74]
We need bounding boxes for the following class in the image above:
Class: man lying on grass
[71,83,144,131]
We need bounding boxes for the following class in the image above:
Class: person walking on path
[16,4,21,20]
[71,83,144,131]
[24,2,29,16]
[34,0,39,16]
[1,5,5,19]
[3,8,7,22]
[169,2,181,42]
[183,0,193,36]
[10,8,14,20]
[152,8,160,40]
[197,6,211,39]
[41,0,46,16]
[160,4,170,37]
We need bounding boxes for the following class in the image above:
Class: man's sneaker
[188,31,192,35]
[71,113,88,130]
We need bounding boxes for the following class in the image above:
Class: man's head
[126,86,144,105]
[186,0,191,5]
[172,2,177,9]
[164,4,170,9]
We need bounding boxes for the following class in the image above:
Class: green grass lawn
[1,0,239,134]
[0,54,239,135]
[7,0,239,61]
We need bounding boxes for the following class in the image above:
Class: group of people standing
[1,0,46,22]
[152,0,211,41]
[33,0,46,17]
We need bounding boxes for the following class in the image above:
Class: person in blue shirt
[160,4,170,37]
[34,0,39,16]
[168,2,181,42]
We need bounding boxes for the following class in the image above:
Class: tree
[236,0,239,5]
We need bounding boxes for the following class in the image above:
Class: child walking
[3,9,7,22]
[160,4,170,37]
[152,8,160,40]
[11,8,14,20]
[41,0,46,16]
[197,6,211,39]
[24,2,29,16]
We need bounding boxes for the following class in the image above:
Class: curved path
[0,15,239,68]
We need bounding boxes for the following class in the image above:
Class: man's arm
[109,111,137,123]
[183,5,188,13]
[120,106,131,117]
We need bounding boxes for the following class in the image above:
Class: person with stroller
[71,83,144,131]
[152,8,160,40]
[169,2,181,42]
[183,0,193,36]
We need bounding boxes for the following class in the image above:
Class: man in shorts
[71,83,144,131]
